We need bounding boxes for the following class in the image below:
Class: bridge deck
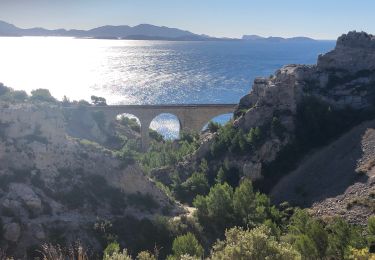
[84,104,237,109]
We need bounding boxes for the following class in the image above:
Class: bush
[136,251,157,260]
[177,172,209,204]
[140,136,199,173]
[0,88,28,102]
[0,83,10,96]
[170,233,204,259]
[326,217,367,259]
[285,209,328,259]
[207,121,220,133]
[193,182,234,233]
[209,123,266,158]
[104,242,121,258]
[368,216,375,246]
[209,226,301,260]
[233,179,277,228]
[30,88,56,102]
[91,95,107,106]
[119,116,141,133]
[149,129,164,142]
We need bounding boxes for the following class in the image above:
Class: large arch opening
[202,113,234,132]
[149,113,181,141]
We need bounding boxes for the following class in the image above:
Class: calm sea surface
[0,37,335,138]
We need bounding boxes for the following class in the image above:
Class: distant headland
[0,20,320,42]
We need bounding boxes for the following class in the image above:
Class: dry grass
[40,241,90,260]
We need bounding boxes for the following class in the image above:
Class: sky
[0,0,374,39]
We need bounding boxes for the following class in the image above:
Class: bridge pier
[140,117,152,152]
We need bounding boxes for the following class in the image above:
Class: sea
[0,37,335,138]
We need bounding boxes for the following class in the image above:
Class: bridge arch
[202,113,233,132]
[149,113,182,141]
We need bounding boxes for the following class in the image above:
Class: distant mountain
[242,34,316,42]
[0,20,21,36]
[0,20,222,41]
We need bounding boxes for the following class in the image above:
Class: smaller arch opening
[149,113,181,141]
[116,113,141,133]
[202,113,233,132]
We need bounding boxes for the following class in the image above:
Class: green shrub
[233,179,277,228]
[170,233,203,259]
[119,116,141,133]
[30,88,56,102]
[137,251,157,260]
[207,121,220,133]
[326,217,367,259]
[91,95,107,106]
[176,172,209,203]
[104,242,121,257]
[209,226,301,260]
[193,182,234,233]
[0,83,10,95]
[285,209,328,259]
[140,136,199,172]
[0,89,28,102]
[368,216,375,246]
[209,123,266,158]
[149,129,164,142]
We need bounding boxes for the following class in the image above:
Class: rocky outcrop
[0,102,182,257]
[318,31,375,73]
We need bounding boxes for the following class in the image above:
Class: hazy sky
[0,0,374,39]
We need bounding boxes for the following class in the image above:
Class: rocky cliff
[0,101,181,257]
[171,31,375,224]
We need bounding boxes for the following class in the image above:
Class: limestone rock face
[236,65,305,131]
[318,31,375,73]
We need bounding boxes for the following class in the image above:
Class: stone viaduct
[85,104,237,150]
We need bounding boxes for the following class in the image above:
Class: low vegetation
[17,185,375,259]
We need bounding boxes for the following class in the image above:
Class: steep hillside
[0,97,182,257]
[271,119,375,224]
